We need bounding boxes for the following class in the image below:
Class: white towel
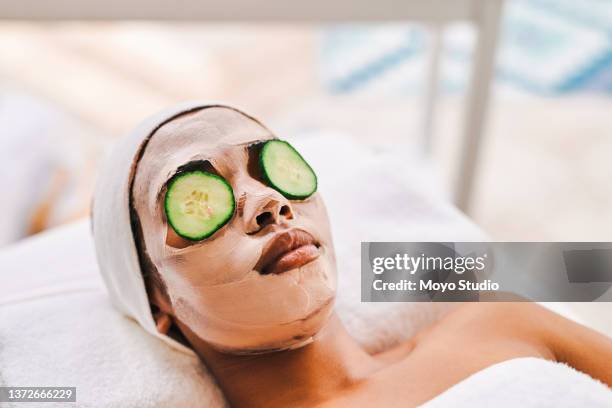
[423,357,612,407]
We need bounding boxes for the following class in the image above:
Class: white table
[0,0,505,212]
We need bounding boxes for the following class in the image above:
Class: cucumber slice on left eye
[164,170,235,241]
[260,140,317,200]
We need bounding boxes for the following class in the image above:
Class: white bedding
[423,357,612,407]
[1,134,609,407]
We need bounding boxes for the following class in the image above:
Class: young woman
[94,103,612,407]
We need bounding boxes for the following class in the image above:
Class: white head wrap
[92,101,239,354]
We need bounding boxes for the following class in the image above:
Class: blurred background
[1,0,611,247]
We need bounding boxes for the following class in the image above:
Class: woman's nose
[243,189,294,234]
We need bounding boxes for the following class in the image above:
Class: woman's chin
[203,294,336,354]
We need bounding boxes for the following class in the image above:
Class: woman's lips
[265,244,320,275]
[256,229,320,275]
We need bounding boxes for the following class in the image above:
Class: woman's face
[132,107,337,353]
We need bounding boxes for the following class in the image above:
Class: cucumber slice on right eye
[164,170,235,241]
[260,140,317,200]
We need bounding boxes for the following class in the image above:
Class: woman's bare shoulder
[374,303,556,368]
[357,303,558,407]
[444,302,612,386]
[412,303,557,359]
[437,302,555,332]
[343,303,611,407]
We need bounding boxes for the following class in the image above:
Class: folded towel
[423,357,612,407]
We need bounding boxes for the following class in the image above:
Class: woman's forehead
[133,106,274,203]
[149,106,272,150]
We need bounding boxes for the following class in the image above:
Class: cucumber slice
[164,170,235,240]
[260,140,317,199]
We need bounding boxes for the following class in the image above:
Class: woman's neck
[177,314,381,407]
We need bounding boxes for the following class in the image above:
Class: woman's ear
[153,311,173,334]
[150,289,174,335]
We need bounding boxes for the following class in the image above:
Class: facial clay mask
[132,106,337,353]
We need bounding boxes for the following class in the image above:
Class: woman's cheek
[162,233,261,287]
